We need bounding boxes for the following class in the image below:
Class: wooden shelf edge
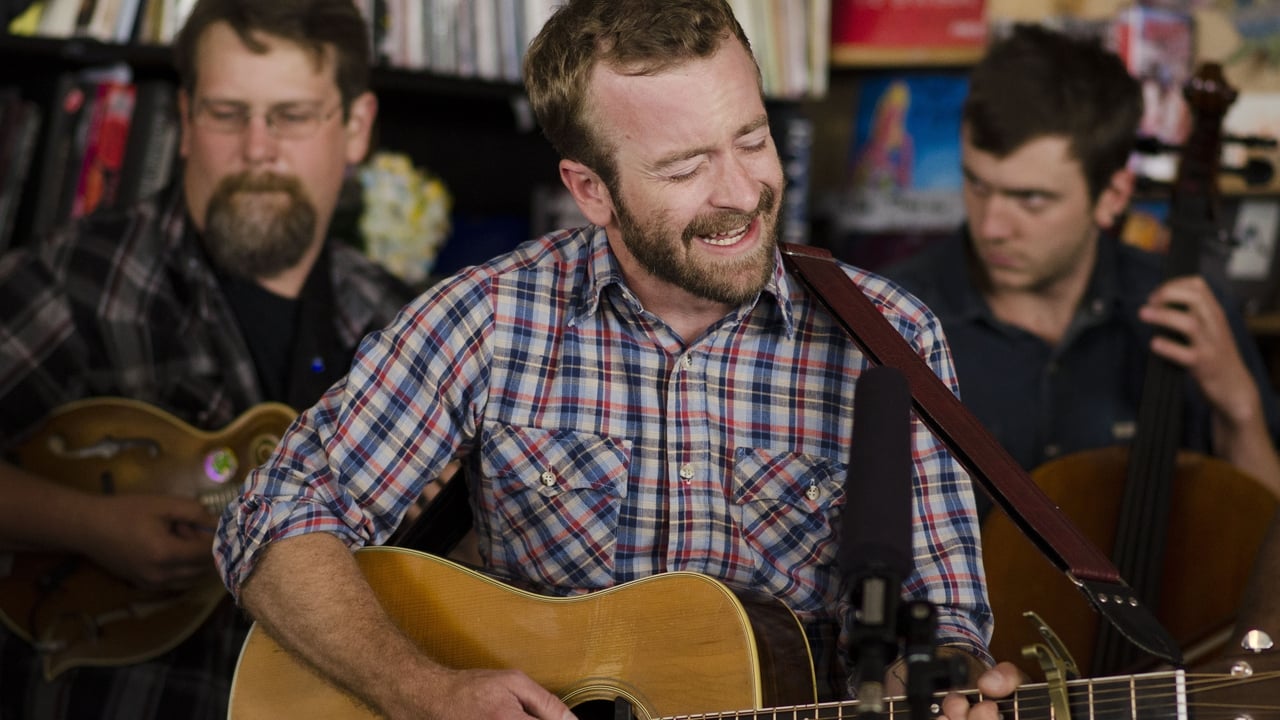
[1248,313,1280,336]
[829,43,983,68]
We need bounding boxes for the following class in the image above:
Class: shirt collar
[568,225,795,337]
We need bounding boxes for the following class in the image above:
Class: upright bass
[982,63,1279,678]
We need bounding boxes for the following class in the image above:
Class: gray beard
[202,172,317,280]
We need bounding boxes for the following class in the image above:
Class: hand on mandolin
[83,493,219,591]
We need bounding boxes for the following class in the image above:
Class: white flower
[358,151,452,286]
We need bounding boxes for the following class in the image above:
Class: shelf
[829,44,983,68]
[1248,313,1280,337]
[0,33,172,69]
[0,33,526,101]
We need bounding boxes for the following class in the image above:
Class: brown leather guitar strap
[780,242,1183,667]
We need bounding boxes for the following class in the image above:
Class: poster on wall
[817,72,969,270]
[826,73,969,235]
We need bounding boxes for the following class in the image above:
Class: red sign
[832,0,986,53]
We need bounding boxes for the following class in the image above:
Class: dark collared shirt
[882,229,1280,515]
[0,184,412,720]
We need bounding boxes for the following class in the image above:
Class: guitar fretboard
[658,669,1280,720]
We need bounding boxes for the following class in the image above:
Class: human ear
[177,89,192,159]
[559,159,615,227]
[1094,168,1135,230]
[343,91,378,164]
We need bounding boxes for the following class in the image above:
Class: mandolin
[0,397,295,679]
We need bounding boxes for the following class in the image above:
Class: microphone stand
[901,601,967,720]
[851,588,966,720]
[850,572,901,719]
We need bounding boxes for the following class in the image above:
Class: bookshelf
[0,0,831,262]
[0,33,559,255]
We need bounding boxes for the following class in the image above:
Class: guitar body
[228,546,817,719]
[983,446,1277,678]
[0,397,296,678]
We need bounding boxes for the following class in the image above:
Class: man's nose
[241,115,280,164]
[710,154,764,211]
[974,195,1016,240]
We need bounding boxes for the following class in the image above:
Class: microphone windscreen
[839,365,914,580]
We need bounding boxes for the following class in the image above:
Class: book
[25,64,130,240]
[830,0,986,66]
[495,0,522,83]
[25,71,92,240]
[36,0,83,37]
[472,0,499,81]
[70,80,136,219]
[114,79,179,208]
[0,93,43,252]
[773,105,814,245]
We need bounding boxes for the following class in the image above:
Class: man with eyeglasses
[0,1,412,718]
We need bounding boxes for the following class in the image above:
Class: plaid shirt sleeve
[0,246,88,446]
[837,270,994,673]
[214,270,491,599]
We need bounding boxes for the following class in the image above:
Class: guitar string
[655,672,1280,720]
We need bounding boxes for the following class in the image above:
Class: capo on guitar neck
[1020,612,1081,720]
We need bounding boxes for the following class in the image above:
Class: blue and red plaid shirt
[216,225,993,698]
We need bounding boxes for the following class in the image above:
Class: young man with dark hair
[884,24,1280,501]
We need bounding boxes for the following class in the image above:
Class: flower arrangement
[358,151,452,287]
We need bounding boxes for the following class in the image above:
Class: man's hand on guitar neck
[883,649,1022,720]
[939,661,1023,720]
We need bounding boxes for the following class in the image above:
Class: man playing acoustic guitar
[215,1,1022,718]
[0,1,412,717]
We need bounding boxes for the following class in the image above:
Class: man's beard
[202,172,317,280]
[614,184,780,306]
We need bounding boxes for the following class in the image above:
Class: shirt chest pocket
[480,426,631,587]
[731,447,845,587]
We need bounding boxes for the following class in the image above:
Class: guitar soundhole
[572,699,633,720]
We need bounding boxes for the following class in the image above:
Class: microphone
[841,365,915,718]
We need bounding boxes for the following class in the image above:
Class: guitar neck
[683,671,1189,720]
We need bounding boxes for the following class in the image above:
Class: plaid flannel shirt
[0,186,411,720]
[216,226,994,700]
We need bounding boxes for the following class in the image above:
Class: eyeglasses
[192,99,343,140]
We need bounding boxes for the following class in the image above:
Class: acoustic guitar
[229,546,1280,720]
[0,397,296,679]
